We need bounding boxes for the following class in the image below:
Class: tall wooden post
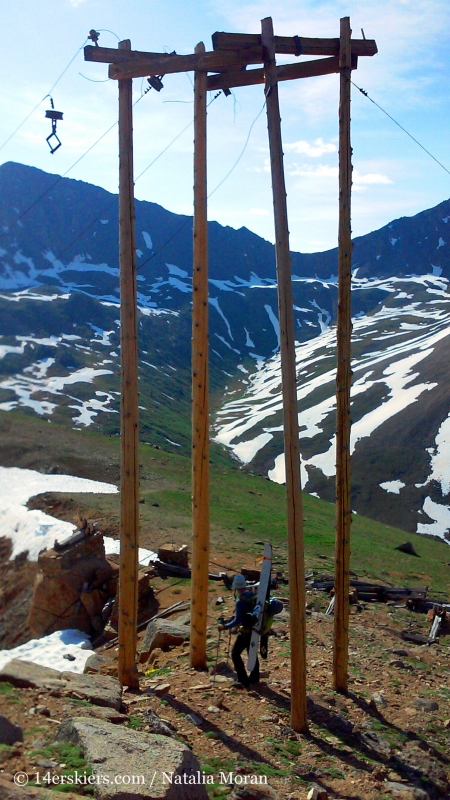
[118,39,139,688]
[190,42,210,669]
[333,17,353,693]
[261,17,307,732]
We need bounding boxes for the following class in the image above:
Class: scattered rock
[371,691,388,709]
[37,758,58,768]
[186,712,203,726]
[151,683,171,696]
[0,776,82,799]
[139,619,189,661]
[215,597,225,605]
[328,712,354,738]
[412,698,439,712]
[147,647,163,665]
[83,653,110,674]
[395,541,420,557]
[388,659,408,669]
[372,766,387,781]
[81,705,129,724]
[0,716,23,745]
[307,786,328,800]
[230,784,279,800]
[207,706,221,713]
[360,729,392,760]
[36,705,50,717]
[56,716,208,798]
[384,781,429,799]
[143,709,175,737]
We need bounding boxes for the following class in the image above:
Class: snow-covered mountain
[1,161,450,540]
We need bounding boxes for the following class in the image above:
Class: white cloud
[353,169,393,185]
[286,164,392,186]
[288,164,338,178]
[284,138,337,157]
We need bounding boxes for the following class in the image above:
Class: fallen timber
[153,559,222,581]
[309,576,429,602]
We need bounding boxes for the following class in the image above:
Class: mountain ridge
[1,161,450,540]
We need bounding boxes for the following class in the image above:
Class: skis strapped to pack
[247,542,272,672]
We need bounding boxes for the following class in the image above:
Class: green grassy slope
[1,410,448,594]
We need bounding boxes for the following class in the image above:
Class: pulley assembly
[45,97,63,154]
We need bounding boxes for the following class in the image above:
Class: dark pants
[232,631,260,687]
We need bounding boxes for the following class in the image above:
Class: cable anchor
[45,96,63,154]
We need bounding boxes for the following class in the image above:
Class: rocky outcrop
[56,716,208,799]
[25,528,156,642]
[27,532,115,637]
[0,659,122,709]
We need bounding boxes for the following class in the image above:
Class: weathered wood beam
[84,45,169,64]
[333,16,353,695]
[108,47,263,80]
[207,55,344,91]
[190,42,210,670]
[261,15,307,733]
[117,39,139,690]
[212,31,377,57]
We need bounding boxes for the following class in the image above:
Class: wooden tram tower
[85,17,377,731]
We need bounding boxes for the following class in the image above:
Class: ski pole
[226,630,232,667]
[212,629,222,687]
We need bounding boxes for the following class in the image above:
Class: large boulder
[56,716,208,799]
[0,659,63,689]
[139,620,189,663]
[0,777,82,799]
[0,660,122,709]
[0,716,23,745]
[61,672,122,710]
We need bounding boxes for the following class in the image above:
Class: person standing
[218,574,259,688]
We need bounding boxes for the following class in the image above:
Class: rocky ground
[0,580,449,800]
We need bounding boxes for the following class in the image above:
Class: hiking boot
[230,680,248,690]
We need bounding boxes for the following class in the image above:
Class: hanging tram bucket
[45,108,63,154]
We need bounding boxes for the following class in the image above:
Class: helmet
[231,574,247,590]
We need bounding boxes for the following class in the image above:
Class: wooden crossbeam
[212,31,377,57]
[85,45,169,64]
[108,47,264,81]
[85,32,375,83]
[206,55,352,91]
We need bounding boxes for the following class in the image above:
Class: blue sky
[1,0,449,253]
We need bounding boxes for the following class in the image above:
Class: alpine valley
[1,161,450,541]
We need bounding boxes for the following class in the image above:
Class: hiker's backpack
[259,597,284,634]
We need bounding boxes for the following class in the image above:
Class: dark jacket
[223,590,256,631]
